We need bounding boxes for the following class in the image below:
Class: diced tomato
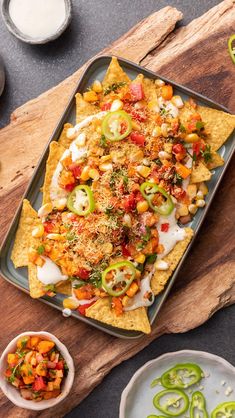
[78,301,96,316]
[68,163,81,179]
[193,141,205,157]
[123,193,136,212]
[75,268,90,280]
[187,121,197,132]
[101,102,111,111]
[190,112,202,121]
[130,83,144,101]
[33,376,46,392]
[43,221,54,233]
[172,186,186,200]
[161,223,169,232]
[5,369,12,378]
[55,361,64,370]
[64,183,76,192]
[130,132,145,146]
[172,143,186,161]
[130,108,147,122]
[122,243,131,257]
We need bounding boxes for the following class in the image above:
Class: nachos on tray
[11,57,235,334]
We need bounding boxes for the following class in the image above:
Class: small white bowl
[0,331,75,411]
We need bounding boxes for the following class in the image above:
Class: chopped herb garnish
[160,106,167,115]
[196,121,204,130]
[44,284,56,292]
[201,144,212,163]
[146,254,157,264]
[66,232,77,242]
[173,172,183,186]
[154,158,162,166]
[105,205,114,216]
[104,82,126,96]
[179,124,186,133]
[100,134,107,148]
[73,279,87,289]
[37,245,45,255]
[142,226,151,243]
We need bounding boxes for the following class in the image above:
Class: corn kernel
[32,224,44,238]
[199,182,208,195]
[196,199,206,208]
[123,213,132,227]
[92,80,103,93]
[110,99,123,112]
[163,143,173,153]
[38,203,53,218]
[83,91,98,102]
[196,190,204,199]
[171,95,184,108]
[88,168,100,180]
[53,198,67,211]
[102,242,113,254]
[184,133,199,143]
[187,184,197,199]
[137,200,149,213]
[66,127,77,140]
[130,149,144,162]
[155,79,165,87]
[63,298,79,310]
[131,121,141,131]
[100,155,111,163]
[152,126,162,137]
[96,126,102,134]
[122,295,130,307]
[47,233,65,241]
[136,165,151,178]
[99,162,113,172]
[177,204,189,217]
[35,256,45,267]
[161,123,169,137]
[135,253,146,264]
[148,100,159,113]
[80,166,90,181]
[159,151,171,160]
[188,204,198,215]
[75,132,86,146]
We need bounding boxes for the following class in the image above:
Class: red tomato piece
[65,183,76,192]
[130,132,145,146]
[78,301,95,316]
[68,163,81,179]
[43,221,54,233]
[193,141,205,157]
[172,143,186,161]
[55,361,64,370]
[172,186,186,200]
[130,83,144,101]
[161,223,169,232]
[123,193,136,212]
[76,268,90,280]
[130,108,147,122]
[101,102,111,111]
[122,243,131,257]
[33,376,46,392]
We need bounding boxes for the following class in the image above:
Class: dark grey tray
[0,56,234,339]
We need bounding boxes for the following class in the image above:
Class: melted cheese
[157,209,186,259]
[37,257,68,285]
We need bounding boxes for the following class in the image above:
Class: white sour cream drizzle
[37,257,68,285]
[50,111,107,201]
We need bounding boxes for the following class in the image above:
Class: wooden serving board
[0,2,235,417]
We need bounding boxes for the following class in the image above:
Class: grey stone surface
[0,1,234,417]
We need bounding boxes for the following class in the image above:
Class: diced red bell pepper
[123,193,136,212]
[161,223,169,232]
[130,132,145,146]
[43,221,54,233]
[55,361,64,370]
[78,301,96,316]
[75,268,90,280]
[122,243,131,257]
[33,376,46,392]
[69,163,82,179]
[193,141,205,157]
[65,183,76,192]
[101,102,111,111]
[172,143,186,161]
[130,83,144,101]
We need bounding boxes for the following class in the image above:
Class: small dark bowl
[1,0,72,44]
[0,55,5,96]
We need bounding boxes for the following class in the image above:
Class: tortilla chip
[197,106,235,151]
[42,141,65,205]
[191,160,212,183]
[28,262,45,299]
[56,280,72,295]
[85,298,151,334]
[142,77,158,102]
[75,93,99,124]
[102,56,130,89]
[57,123,74,149]
[151,227,194,295]
[11,200,40,268]
[207,152,224,170]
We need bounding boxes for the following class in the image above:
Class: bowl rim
[1,0,72,44]
[119,349,235,418]
[0,331,75,411]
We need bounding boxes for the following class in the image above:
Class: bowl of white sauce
[1,0,72,44]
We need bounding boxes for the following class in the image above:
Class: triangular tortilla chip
[102,56,130,89]
[75,93,99,124]
[57,123,74,149]
[11,200,40,268]
[151,227,194,295]
[207,152,224,170]
[56,280,72,295]
[142,77,158,102]
[85,298,151,334]
[191,160,212,183]
[28,262,45,299]
[42,141,66,205]
[197,106,235,151]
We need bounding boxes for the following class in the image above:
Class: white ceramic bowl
[0,331,75,411]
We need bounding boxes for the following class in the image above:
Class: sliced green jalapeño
[140,182,174,216]
[153,389,189,416]
[228,34,235,64]
[160,363,203,389]
[102,261,136,296]
[67,185,95,216]
[211,402,235,418]
[102,110,132,141]
[190,391,208,418]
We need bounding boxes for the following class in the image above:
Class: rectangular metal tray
[0,55,234,339]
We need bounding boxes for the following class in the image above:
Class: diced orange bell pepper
[17,336,30,350]
[126,282,139,298]
[36,362,47,377]
[37,340,55,354]
[176,163,191,179]
[43,389,61,400]
[161,85,173,100]
[83,91,98,102]
[7,353,18,366]
[29,336,41,348]
[112,297,123,316]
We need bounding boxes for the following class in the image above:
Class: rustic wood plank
[0,2,234,417]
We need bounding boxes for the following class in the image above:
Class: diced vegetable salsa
[4,335,68,402]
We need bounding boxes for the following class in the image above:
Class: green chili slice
[160,363,203,389]
[102,261,136,296]
[190,391,208,418]
[211,402,235,418]
[102,110,132,141]
[153,389,189,416]
[67,185,95,216]
[140,182,174,216]
[228,34,235,64]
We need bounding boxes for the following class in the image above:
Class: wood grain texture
[0,2,235,417]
